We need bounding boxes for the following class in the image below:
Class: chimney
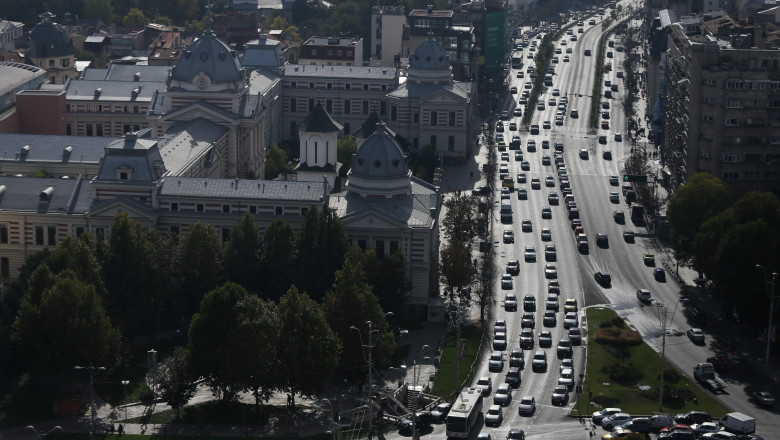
[427,4,434,13]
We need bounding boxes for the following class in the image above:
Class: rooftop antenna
[204,0,214,35]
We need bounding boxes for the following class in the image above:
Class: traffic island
[572,307,729,417]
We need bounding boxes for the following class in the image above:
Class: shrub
[592,394,621,407]
[602,363,643,386]
[611,316,626,328]
[598,320,614,329]
[658,366,682,384]
[594,327,642,346]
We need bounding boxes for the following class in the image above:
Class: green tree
[177,222,222,321]
[176,0,201,21]
[322,248,396,371]
[415,144,436,182]
[122,8,147,26]
[83,0,115,22]
[667,173,731,264]
[277,286,340,408]
[440,241,475,298]
[187,282,248,401]
[260,219,296,300]
[265,15,301,41]
[156,346,197,418]
[232,296,280,408]
[294,206,349,301]
[223,213,261,290]
[361,249,412,315]
[12,272,121,379]
[337,135,357,177]
[265,144,289,179]
[442,193,479,245]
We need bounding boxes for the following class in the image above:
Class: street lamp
[656,300,680,412]
[74,364,105,438]
[322,398,338,440]
[756,265,779,370]
[350,312,393,440]
[410,345,430,440]
[121,380,130,421]
[26,425,61,439]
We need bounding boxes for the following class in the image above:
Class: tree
[232,296,280,408]
[265,144,289,179]
[337,135,357,177]
[415,144,436,182]
[177,222,223,321]
[294,206,349,301]
[122,8,147,26]
[667,173,731,264]
[266,15,301,41]
[12,272,121,379]
[156,346,197,418]
[322,248,396,371]
[277,286,340,408]
[260,219,296,300]
[439,241,475,299]
[83,0,115,22]
[223,213,261,290]
[442,193,479,245]
[361,249,412,315]
[187,282,248,401]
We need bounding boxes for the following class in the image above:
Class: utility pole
[351,312,393,440]
[756,265,779,370]
[657,303,667,413]
[74,364,105,439]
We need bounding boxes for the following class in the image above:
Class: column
[228,126,238,177]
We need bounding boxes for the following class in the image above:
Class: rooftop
[159,177,325,201]
[0,133,116,165]
[281,64,397,80]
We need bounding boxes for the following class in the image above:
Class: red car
[660,424,692,433]
[706,356,728,371]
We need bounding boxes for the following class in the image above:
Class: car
[429,402,452,423]
[523,294,536,311]
[563,55,570,62]
[686,305,708,324]
[506,260,520,276]
[516,171,527,183]
[494,383,513,406]
[599,135,607,145]
[545,244,557,261]
[615,133,622,142]
[643,252,656,265]
[521,312,535,329]
[530,124,539,134]
[584,49,592,55]
[602,150,613,160]
[566,47,573,53]
[502,230,514,244]
[517,188,528,200]
[505,365,521,387]
[509,347,524,368]
[592,408,623,424]
[532,350,547,371]
[596,233,609,247]
[507,429,525,440]
[501,274,513,290]
[571,219,582,230]
[541,228,552,242]
[485,405,503,427]
[621,418,651,434]
[706,355,728,371]
[563,312,578,329]
[398,411,432,433]
[675,411,711,425]
[557,338,572,357]
[488,351,504,372]
[595,271,612,286]
[637,289,652,302]
[524,246,536,262]
[522,219,533,232]
[476,376,493,396]
[569,327,582,344]
[687,328,705,344]
[542,206,552,219]
[537,102,545,110]
[609,176,619,186]
[514,152,523,162]
[543,310,556,327]
[501,111,510,120]
[521,161,531,171]
[579,149,589,159]
[548,193,559,206]
[602,413,632,430]
[505,293,517,311]
[623,231,635,242]
[494,331,508,350]
[542,155,551,166]
[545,176,555,187]
[514,108,522,116]
[548,280,560,294]
[494,319,506,334]
[510,86,517,94]
[609,192,619,203]
[544,263,557,279]
[563,298,577,313]
[602,428,636,440]
[548,98,557,106]
[751,390,776,407]
[509,122,517,131]
[701,433,737,440]
[654,267,666,281]
[614,210,625,223]
[691,422,721,436]
[551,385,569,405]
[520,329,534,349]
[517,396,535,415]
[543,120,551,129]
[501,152,510,161]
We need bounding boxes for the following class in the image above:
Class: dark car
[654,268,666,281]
[509,347,524,368]
[430,403,451,423]
[507,429,525,440]
[658,431,694,440]
[551,385,569,405]
[613,210,625,223]
[398,411,432,433]
[674,410,712,425]
[595,271,612,286]
[505,367,521,388]
[524,295,536,311]
[686,305,708,325]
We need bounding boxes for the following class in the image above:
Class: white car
[503,230,514,243]
[494,383,512,406]
[701,433,738,440]
[602,412,632,430]
[476,376,492,396]
[485,405,503,426]
[501,274,513,290]
[544,264,557,279]
[517,395,536,415]
[592,408,623,424]
[691,422,722,436]
[563,312,578,328]
[636,289,651,302]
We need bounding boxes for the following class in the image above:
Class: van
[648,413,673,430]
[500,200,513,223]
[719,412,756,434]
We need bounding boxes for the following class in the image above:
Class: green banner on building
[484,9,508,75]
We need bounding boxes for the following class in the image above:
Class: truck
[719,412,755,434]
[631,205,644,223]
[500,200,513,223]
[693,363,727,393]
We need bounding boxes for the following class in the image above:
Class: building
[299,36,364,67]
[28,12,78,85]
[407,7,477,81]
[662,16,780,194]
[0,20,24,52]
[241,34,286,73]
[370,6,409,67]
[0,62,47,113]
[294,103,342,188]
[330,121,441,317]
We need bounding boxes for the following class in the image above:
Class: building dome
[347,122,411,197]
[409,33,450,71]
[29,12,74,59]
[171,28,243,85]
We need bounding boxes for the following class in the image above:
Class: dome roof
[350,122,408,180]
[29,12,74,59]
[409,33,450,71]
[171,30,243,85]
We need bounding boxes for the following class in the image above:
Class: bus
[446,388,484,438]
[511,56,522,69]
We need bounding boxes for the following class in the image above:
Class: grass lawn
[430,325,483,398]
[573,307,729,417]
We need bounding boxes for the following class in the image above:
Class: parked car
[398,411,432,433]
[622,418,651,433]
[674,410,712,425]
[602,413,632,430]
[430,402,451,423]
[592,408,623,424]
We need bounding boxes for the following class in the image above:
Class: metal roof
[0,175,93,214]
[329,178,438,228]
[159,118,227,175]
[81,65,172,82]
[65,79,164,102]
[159,177,325,201]
[281,64,397,80]
[0,62,46,96]
[0,133,116,164]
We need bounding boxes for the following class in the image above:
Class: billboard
[484,9,508,75]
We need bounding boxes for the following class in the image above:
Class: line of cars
[592,408,762,440]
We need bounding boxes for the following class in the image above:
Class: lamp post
[656,300,680,412]
[74,365,105,438]
[350,312,393,440]
[756,265,779,370]
[121,380,129,421]
[322,398,338,440]
[410,345,430,440]
[26,426,62,439]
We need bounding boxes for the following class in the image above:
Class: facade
[408,7,477,81]
[295,103,342,188]
[299,37,364,67]
[0,20,24,52]
[663,18,780,194]
[370,6,409,67]
[28,12,78,85]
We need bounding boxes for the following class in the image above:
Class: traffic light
[623,175,647,183]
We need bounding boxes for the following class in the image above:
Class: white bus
[446,388,484,438]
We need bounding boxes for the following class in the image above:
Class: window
[376,240,385,258]
[725,118,740,127]
[345,83,351,90]
[249,206,257,214]
[722,154,741,163]
[327,83,332,89]
[448,136,455,151]
[275,206,283,216]
[86,124,93,136]
[66,124,72,135]
[123,124,131,134]
[725,99,742,108]
[310,82,315,89]
[171,202,179,211]
[291,81,296,88]
[49,60,54,67]
[76,227,85,237]
[699,151,712,158]
[170,225,179,235]
[197,203,204,212]
[358,239,367,250]
[48,226,56,246]
[723,171,739,180]
[290,97,297,112]
[309,98,315,110]
[326,99,333,113]
[363,100,369,114]
[0,224,7,244]
[222,228,230,242]
[1,257,8,281]
[96,124,103,136]
[430,135,437,148]
[390,241,399,254]
[449,112,456,126]
[60,58,69,67]
[726,80,742,90]
[430,111,438,126]
[414,113,419,123]
[290,121,297,135]
[222,204,230,213]
[344,99,350,114]
[343,123,350,134]
[35,226,44,245]
[363,84,369,91]
[391,105,397,121]
[381,84,387,91]
[703,79,715,86]
[301,207,308,215]
[119,172,128,180]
